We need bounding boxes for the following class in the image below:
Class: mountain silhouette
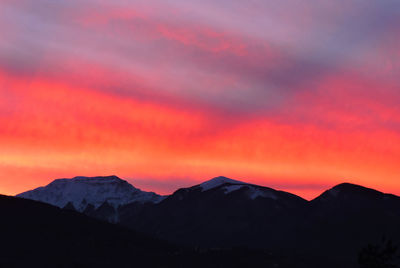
[15,176,400,267]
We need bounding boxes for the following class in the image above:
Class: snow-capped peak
[17,175,165,212]
[221,184,278,200]
[196,176,279,200]
[199,176,248,191]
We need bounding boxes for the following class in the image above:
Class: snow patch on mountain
[247,187,277,200]
[223,184,245,194]
[17,176,165,212]
[199,176,278,200]
[222,184,278,200]
[199,176,247,191]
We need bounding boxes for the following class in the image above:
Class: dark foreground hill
[0,194,176,268]
[0,194,312,268]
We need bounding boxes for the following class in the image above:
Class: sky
[1,0,400,199]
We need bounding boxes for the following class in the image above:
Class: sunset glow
[1,0,400,199]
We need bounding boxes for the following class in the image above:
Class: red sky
[1,0,400,199]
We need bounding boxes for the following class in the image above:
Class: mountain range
[14,175,400,267]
